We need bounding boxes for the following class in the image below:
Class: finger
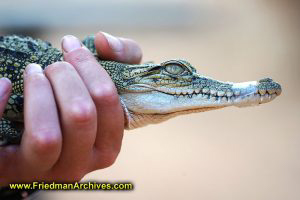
[94,31,143,64]
[21,64,62,173]
[44,61,97,175]
[0,78,12,117]
[0,145,21,183]
[62,35,124,169]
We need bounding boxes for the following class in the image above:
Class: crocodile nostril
[259,78,273,83]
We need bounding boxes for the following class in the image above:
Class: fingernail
[62,35,82,53]
[102,32,123,52]
[25,63,43,75]
[0,77,11,96]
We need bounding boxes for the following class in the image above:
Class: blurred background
[1,0,299,199]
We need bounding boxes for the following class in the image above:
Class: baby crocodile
[0,35,282,145]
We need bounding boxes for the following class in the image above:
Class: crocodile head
[117,59,282,129]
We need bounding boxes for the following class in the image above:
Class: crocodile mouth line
[127,84,279,100]
[127,84,235,98]
[126,83,280,107]
[151,106,224,116]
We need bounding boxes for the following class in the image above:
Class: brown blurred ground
[2,0,300,199]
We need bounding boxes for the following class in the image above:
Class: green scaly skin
[0,35,282,145]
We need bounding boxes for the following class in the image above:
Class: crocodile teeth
[267,89,275,95]
[217,91,225,97]
[210,89,217,96]
[226,91,233,97]
[169,89,176,94]
[195,89,201,93]
[259,89,266,95]
[221,97,227,101]
[234,90,240,96]
[202,88,209,94]
[161,87,174,94]
[182,91,187,95]
[188,90,194,94]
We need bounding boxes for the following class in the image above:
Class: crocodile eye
[165,64,185,75]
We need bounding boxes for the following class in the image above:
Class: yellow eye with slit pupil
[165,64,185,75]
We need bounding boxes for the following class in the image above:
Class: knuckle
[30,129,61,155]
[67,100,96,124]
[26,72,46,83]
[96,150,120,169]
[91,85,119,106]
[45,61,72,75]
[67,48,93,64]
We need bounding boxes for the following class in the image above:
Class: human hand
[0,32,142,184]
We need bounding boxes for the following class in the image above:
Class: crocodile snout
[231,78,282,107]
[258,78,282,96]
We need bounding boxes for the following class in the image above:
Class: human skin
[0,32,142,185]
